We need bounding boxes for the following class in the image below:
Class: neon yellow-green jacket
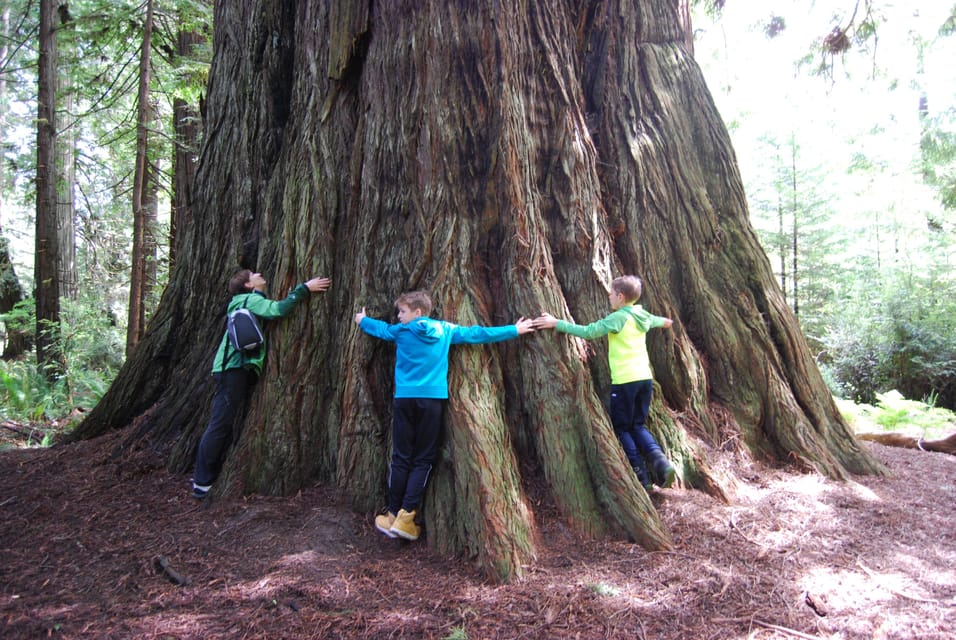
[212,284,311,376]
[555,305,668,384]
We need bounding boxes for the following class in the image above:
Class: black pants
[193,368,256,487]
[388,397,444,514]
[608,379,662,483]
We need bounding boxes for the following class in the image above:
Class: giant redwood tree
[72,0,885,580]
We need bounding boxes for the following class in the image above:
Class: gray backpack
[226,297,263,355]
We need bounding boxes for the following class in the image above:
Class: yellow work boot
[375,511,397,538]
[389,509,421,541]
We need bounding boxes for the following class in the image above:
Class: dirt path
[1,430,953,639]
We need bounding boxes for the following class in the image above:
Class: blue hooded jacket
[358,316,518,399]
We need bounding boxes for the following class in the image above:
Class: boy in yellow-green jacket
[534,275,676,490]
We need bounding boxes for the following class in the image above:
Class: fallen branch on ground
[857,432,956,456]
[712,616,822,639]
[154,556,191,586]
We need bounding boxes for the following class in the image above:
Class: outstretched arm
[246,276,329,319]
[533,312,558,330]
[514,316,536,335]
[354,308,398,342]
[305,276,331,292]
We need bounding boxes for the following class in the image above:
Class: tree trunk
[56,6,77,301]
[674,0,694,56]
[74,0,885,581]
[126,0,154,355]
[170,27,205,268]
[35,0,64,381]
[0,7,30,360]
[791,138,799,318]
[144,115,160,315]
[0,234,30,360]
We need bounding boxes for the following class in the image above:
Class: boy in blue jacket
[191,269,331,499]
[534,275,676,490]
[354,290,534,540]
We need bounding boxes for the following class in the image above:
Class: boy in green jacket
[534,275,676,489]
[191,269,331,499]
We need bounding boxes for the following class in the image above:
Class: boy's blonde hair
[611,276,643,303]
[395,290,433,315]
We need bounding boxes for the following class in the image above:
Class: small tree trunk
[144,123,160,313]
[169,19,207,267]
[126,0,155,355]
[170,95,197,268]
[35,0,64,381]
[0,8,30,360]
[0,234,30,360]
[791,138,799,318]
[56,6,77,301]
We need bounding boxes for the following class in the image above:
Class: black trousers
[388,397,444,514]
[193,368,256,486]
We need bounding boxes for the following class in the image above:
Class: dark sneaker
[191,483,210,500]
[653,459,677,488]
[632,465,653,491]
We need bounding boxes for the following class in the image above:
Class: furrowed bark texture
[590,4,882,479]
[74,0,883,581]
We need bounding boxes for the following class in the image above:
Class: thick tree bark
[74,0,884,581]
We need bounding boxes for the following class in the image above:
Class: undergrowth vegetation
[837,391,956,441]
[1,296,124,444]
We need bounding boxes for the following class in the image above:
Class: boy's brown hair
[395,290,433,316]
[228,269,253,295]
[611,276,643,303]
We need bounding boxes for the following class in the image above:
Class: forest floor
[0,425,954,640]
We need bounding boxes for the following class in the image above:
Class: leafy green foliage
[764,15,787,39]
[837,391,956,441]
[819,267,956,409]
[0,359,71,423]
[1,0,213,300]
[939,5,956,37]
[747,134,847,347]
[695,2,956,412]
[0,294,123,433]
[0,0,211,439]
[919,108,956,212]
[0,298,33,338]
[442,627,469,640]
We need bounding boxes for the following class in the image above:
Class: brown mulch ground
[1,427,954,640]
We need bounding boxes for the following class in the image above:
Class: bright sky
[694,1,956,262]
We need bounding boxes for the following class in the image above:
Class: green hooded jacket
[212,283,311,376]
